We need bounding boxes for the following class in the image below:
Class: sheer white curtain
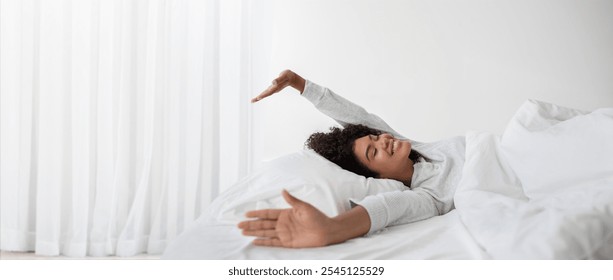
[0,0,232,257]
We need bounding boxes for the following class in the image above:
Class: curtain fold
[1,0,222,257]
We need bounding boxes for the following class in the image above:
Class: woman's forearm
[327,205,371,245]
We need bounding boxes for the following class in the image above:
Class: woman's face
[353,133,414,185]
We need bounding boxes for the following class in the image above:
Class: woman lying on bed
[238,70,466,248]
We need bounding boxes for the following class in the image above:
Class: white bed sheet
[162,210,486,260]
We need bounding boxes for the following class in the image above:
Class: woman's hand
[238,190,333,248]
[238,190,372,248]
[250,69,306,103]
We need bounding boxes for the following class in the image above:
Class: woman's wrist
[327,206,371,245]
[290,73,306,94]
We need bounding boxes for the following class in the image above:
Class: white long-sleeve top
[301,80,466,235]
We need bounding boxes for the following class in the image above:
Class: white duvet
[455,100,613,259]
[163,100,613,259]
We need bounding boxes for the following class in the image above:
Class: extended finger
[237,219,277,230]
[253,238,283,247]
[245,209,282,220]
[272,76,289,86]
[250,85,279,103]
[251,85,284,103]
[251,77,291,103]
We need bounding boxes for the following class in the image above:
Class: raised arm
[251,70,408,140]
[300,81,406,139]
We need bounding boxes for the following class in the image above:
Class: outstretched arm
[251,70,407,140]
[238,190,371,248]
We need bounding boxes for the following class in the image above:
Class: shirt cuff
[301,80,326,106]
[351,195,389,235]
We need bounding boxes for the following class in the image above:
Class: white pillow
[500,99,613,198]
[206,150,406,223]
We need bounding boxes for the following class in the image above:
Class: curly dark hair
[305,124,382,178]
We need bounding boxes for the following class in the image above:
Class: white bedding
[162,210,486,259]
[163,100,613,260]
[162,150,485,259]
[456,132,613,259]
[454,101,613,259]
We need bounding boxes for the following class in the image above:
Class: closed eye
[370,135,379,158]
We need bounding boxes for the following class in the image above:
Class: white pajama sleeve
[354,189,440,235]
[301,80,406,139]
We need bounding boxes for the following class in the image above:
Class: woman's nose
[380,133,393,140]
[377,134,393,147]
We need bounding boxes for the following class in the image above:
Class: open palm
[238,190,333,248]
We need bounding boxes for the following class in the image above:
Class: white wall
[245,0,613,181]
